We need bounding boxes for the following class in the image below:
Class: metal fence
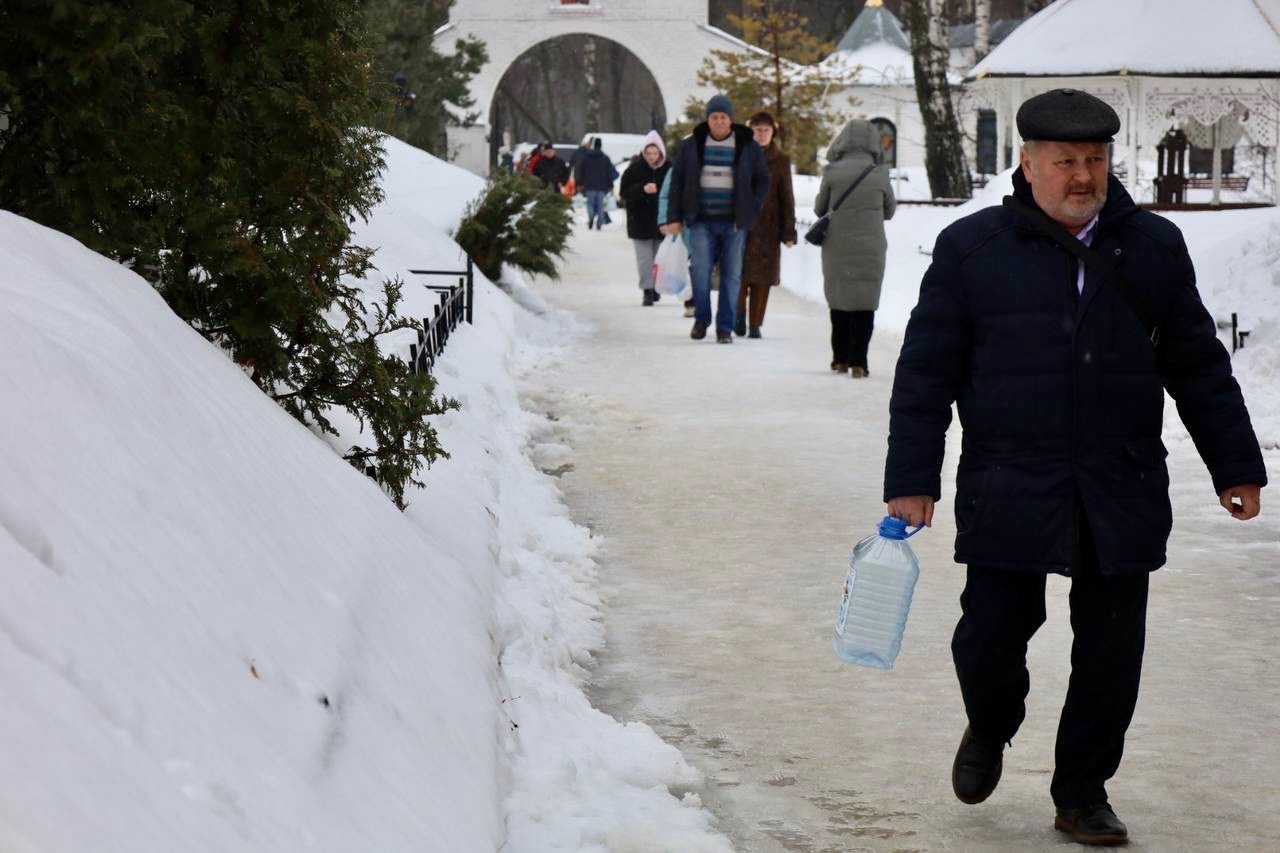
[406,257,474,374]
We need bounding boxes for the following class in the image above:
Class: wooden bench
[1185,175,1250,192]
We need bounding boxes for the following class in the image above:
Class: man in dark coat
[531,142,570,192]
[662,94,769,343]
[575,137,619,230]
[883,89,1266,846]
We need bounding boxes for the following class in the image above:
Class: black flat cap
[1016,89,1120,142]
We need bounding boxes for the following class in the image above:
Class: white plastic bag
[653,235,689,296]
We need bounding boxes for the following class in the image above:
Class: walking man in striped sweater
[662,95,770,343]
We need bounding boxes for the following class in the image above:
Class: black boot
[734,317,747,337]
[952,726,1004,804]
[1054,803,1129,846]
[643,289,655,306]
[748,325,762,339]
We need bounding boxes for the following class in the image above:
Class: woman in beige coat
[814,119,896,377]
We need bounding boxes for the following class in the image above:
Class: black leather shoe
[734,318,747,337]
[952,726,1003,804]
[1055,803,1129,846]
[748,325,762,338]
[690,321,708,340]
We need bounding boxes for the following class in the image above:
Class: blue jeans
[689,220,746,333]
[585,190,607,227]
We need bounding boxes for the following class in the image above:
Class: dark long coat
[619,157,671,240]
[742,144,797,288]
[884,170,1267,576]
[665,122,769,232]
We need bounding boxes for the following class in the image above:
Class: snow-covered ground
[0,140,732,851]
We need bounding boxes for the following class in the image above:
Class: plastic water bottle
[833,516,923,670]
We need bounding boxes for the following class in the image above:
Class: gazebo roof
[835,0,910,54]
[971,0,1280,79]
[826,0,915,85]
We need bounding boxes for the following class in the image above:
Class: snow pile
[0,139,732,851]
[1167,207,1280,449]
[0,209,504,852]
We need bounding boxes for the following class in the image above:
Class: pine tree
[0,0,457,507]
[670,0,856,174]
[365,0,487,157]
[904,0,973,199]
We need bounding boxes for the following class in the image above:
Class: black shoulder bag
[804,164,877,246]
[1002,194,1162,348]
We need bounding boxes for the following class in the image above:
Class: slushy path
[532,220,1280,852]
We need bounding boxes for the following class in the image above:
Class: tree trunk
[974,0,991,61]
[906,0,972,199]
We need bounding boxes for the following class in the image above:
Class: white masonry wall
[443,0,745,175]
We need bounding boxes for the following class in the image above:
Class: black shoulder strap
[1003,195,1161,347]
[829,164,877,214]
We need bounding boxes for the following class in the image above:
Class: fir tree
[0,0,457,507]
[365,0,487,156]
[454,172,573,283]
[669,0,856,173]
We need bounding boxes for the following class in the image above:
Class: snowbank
[0,209,503,852]
[0,137,732,851]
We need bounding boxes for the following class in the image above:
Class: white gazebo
[821,0,929,171]
[968,0,1280,207]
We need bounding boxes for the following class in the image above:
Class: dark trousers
[830,309,874,368]
[737,282,772,328]
[951,511,1150,808]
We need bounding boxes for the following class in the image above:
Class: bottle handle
[904,523,925,539]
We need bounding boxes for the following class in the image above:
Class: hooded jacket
[814,120,896,311]
[884,168,1267,575]
[620,131,671,241]
[665,122,769,231]
[574,145,619,193]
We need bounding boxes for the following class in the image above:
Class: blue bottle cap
[878,516,908,539]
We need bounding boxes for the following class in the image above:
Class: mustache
[1067,182,1100,195]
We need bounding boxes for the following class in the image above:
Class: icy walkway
[532,222,1280,852]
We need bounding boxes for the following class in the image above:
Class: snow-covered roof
[835,0,910,54]
[971,0,1280,79]
[825,0,915,86]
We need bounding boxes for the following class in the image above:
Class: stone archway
[488,34,666,168]
[440,0,753,175]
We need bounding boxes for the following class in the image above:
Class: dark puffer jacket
[620,157,672,240]
[574,149,619,192]
[884,169,1267,575]
[665,122,769,232]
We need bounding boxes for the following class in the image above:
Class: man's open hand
[887,495,935,528]
[1220,484,1262,520]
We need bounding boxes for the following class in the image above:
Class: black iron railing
[406,257,474,374]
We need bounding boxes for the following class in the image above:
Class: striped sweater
[699,133,736,220]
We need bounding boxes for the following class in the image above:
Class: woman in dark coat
[736,112,797,338]
[815,119,896,377]
[619,130,672,306]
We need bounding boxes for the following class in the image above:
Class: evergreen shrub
[454,172,573,282]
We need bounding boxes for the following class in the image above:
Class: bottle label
[835,568,856,637]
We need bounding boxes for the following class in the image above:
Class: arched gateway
[439,0,750,175]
